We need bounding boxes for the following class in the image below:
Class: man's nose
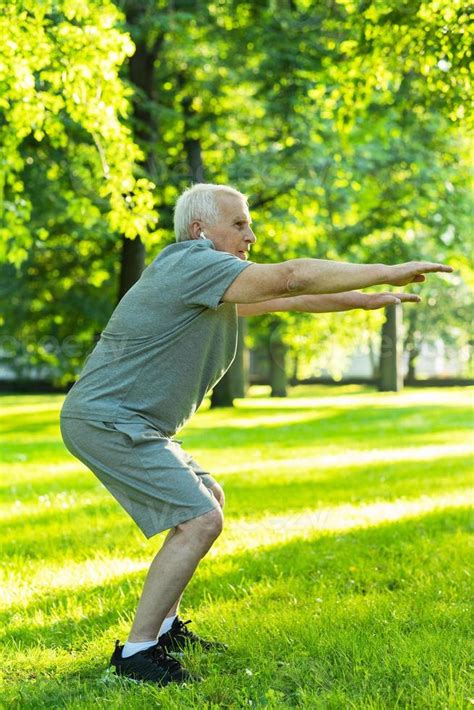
[245,228,256,244]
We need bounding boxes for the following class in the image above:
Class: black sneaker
[158,617,227,654]
[109,640,201,685]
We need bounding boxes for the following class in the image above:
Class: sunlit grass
[1,386,472,708]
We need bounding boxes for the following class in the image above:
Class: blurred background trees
[0,0,471,397]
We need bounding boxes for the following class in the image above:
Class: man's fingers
[419,263,453,273]
[373,293,422,308]
[395,293,421,302]
[383,294,420,304]
[390,262,453,287]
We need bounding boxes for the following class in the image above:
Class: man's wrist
[375,263,391,286]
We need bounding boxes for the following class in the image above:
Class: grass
[1,385,473,709]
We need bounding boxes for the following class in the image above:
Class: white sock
[121,639,157,659]
[158,614,177,638]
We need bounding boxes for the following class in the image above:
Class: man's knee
[210,482,225,509]
[177,507,224,546]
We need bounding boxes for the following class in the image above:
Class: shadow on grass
[1,401,469,447]
[223,455,472,517]
[3,506,470,646]
[188,506,472,608]
[2,449,471,562]
[0,473,97,501]
[184,404,471,451]
[2,502,143,561]
[2,507,471,707]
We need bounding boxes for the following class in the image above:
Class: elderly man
[60,183,451,685]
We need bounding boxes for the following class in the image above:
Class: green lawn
[1,386,472,709]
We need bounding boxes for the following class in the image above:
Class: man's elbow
[284,259,304,295]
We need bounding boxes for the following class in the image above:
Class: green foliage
[112,0,472,381]
[1,387,472,706]
[0,0,162,381]
[222,0,472,375]
[0,0,472,380]
[0,230,120,385]
[0,0,158,267]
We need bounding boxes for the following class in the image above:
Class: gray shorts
[59,416,219,538]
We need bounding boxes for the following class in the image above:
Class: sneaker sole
[106,664,200,686]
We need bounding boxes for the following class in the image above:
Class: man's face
[195,193,256,260]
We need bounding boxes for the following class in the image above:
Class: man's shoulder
[149,239,209,266]
[152,239,241,271]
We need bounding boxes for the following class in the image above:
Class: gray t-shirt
[61,239,253,436]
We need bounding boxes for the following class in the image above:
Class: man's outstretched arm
[237,291,421,317]
[223,258,453,305]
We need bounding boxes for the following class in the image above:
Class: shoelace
[174,618,200,641]
[146,644,184,673]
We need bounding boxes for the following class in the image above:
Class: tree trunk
[117,13,163,302]
[378,304,403,392]
[290,353,299,386]
[210,318,248,407]
[404,308,419,385]
[182,95,206,183]
[268,330,288,397]
[117,235,146,302]
[406,349,419,385]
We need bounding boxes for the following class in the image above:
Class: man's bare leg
[159,528,182,623]
[128,507,223,642]
[161,483,225,623]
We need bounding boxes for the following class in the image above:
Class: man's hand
[364,292,421,310]
[385,261,453,287]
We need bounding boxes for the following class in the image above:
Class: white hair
[173,183,248,242]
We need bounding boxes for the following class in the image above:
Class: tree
[1,0,471,391]
[0,0,159,383]
[0,0,158,268]
[226,0,472,392]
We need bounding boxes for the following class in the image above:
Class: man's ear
[189,221,202,240]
